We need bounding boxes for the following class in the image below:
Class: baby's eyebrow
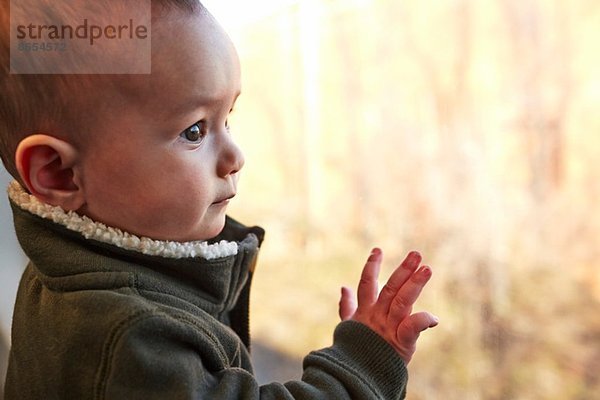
[174,90,241,117]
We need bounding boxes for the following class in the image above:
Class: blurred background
[2,0,600,398]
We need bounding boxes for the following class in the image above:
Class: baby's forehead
[116,14,239,111]
[59,14,239,139]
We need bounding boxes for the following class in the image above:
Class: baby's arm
[95,249,437,400]
[339,249,438,364]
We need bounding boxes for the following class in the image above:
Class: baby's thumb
[338,286,357,321]
[397,311,439,342]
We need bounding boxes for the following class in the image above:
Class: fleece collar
[7,181,238,260]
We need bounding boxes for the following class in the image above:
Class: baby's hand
[338,249,438,364]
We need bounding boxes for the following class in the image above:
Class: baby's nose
[217,135,244,178]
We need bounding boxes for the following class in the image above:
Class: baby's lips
[213,193,236,204]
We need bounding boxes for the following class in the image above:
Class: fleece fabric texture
[5,194,409,399]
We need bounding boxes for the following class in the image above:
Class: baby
[1,1,438,398]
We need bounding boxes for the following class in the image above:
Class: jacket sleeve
[95,315,408,400]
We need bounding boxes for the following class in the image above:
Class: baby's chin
[207,217,228,240]
[181,216,228,243]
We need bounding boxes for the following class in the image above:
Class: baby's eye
[179,121,206,143]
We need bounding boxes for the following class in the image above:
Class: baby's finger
[339,286,357,321]
[396,311,439,344]
[356,248,382,307]
[387,266,432,325]
[376,251,421,313]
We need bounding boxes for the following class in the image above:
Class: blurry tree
[224,0,600,398]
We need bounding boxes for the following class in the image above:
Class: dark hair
[0,0,205,183]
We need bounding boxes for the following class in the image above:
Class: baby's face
[76,10,244,242]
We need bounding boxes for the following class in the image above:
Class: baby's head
[0,0,245,242]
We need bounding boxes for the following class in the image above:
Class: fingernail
[403,251,421,269]
[421,266,432,278]
[430,316,440,327]
[368,248,381,261]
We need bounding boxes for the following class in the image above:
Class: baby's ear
[15,134,85,211]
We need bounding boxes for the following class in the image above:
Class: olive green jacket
[5,184,408,399]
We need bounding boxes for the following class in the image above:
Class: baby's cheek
[147,196,203,233]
